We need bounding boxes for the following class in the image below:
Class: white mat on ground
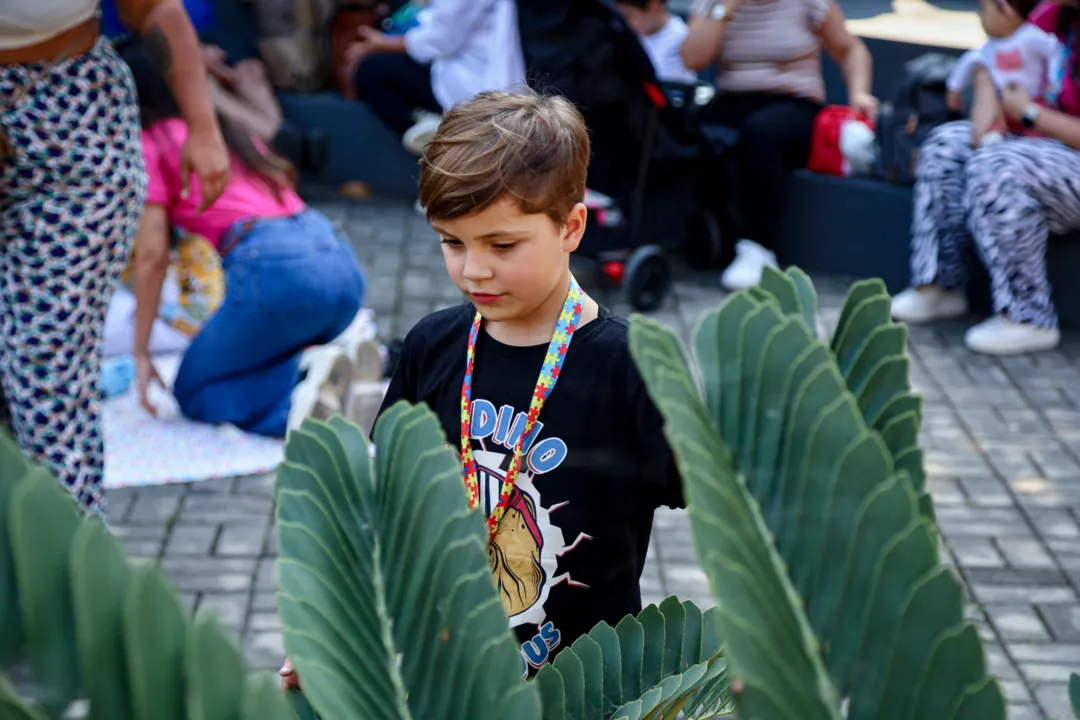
[102,354,284,489]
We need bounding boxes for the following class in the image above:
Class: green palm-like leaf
[755,271,929,515]
[535,596,731,720]
[0,434,28,669]
[0,431,296,720]
[629,274,1005,720]
[275,406,540,720]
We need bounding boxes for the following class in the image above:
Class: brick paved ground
[102,195,1080,719]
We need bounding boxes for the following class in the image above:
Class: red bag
[808,105,876,177]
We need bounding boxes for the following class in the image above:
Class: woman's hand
[180,124,230,211]
[280,657,302,693]
[135,353,166,417]
[850,91,880,122]
[1001,83,1033,122]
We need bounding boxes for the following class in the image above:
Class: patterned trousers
[0,39,147,514]
[910,120,1080,329]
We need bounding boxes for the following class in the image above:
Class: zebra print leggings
[910,120,1080,329]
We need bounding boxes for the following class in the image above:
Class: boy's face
[617,1,667,36]
[433,197,587,325]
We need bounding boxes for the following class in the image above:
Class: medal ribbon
[460,276,584,540]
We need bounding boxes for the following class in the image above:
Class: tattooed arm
[117,0,230,208]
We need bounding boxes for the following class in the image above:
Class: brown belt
[218,218,259,258]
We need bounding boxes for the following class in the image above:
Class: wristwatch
[692,0,733,21]
[1021,104,1042,130]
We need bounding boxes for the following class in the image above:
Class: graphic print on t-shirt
[457,397,592,670]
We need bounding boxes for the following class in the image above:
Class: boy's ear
[561,203,588,253]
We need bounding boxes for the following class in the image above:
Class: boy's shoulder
[402,304,476,351]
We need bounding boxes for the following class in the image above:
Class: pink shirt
[142,118,306,249]
[1029,1,1080,116]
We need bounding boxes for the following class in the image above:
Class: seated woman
[681,0,877,290]
[344,0,526,153]
[127,52,367,436]
[890,0,1080,355]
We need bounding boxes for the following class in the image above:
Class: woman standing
[891,0,1080,355]
[0,0,229,513]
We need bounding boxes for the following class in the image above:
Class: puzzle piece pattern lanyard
[460,277,584,540]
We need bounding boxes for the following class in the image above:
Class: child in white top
[946,0,1060,144]
[616,0,699,84]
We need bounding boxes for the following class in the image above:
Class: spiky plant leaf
[275,407,540,720]
[756,273,929,512]
[9,470,82,716]
[629,274,1005,720]
[0,434,28,669]
[0,675,47,720]
[535,597,731,719]
[70,519,133,720]
[0,430,296,720]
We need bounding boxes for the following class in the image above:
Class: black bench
[778,172,1080,331]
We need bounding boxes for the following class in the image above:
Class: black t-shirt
[376,304,684,677]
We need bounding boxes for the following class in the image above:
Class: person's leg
[890,121,975,324]
[0,40,147,514]
[961,137,1080,353]
[352,53,440,137]
[710,95,820,290]
[172,211,365,436]
[910,122,976,290]
[735,96,821,250]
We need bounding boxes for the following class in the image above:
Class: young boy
[378,90,684,676]
[617,0,698,84]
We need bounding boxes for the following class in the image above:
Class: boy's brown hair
[418,90,591,226]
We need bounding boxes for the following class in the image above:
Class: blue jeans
[172,210,365,437]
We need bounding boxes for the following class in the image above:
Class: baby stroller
[517,0,725,311]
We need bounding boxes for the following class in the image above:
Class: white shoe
[720,240,778,291]
[330,309,385,381]
[288,346,354,431]
[963,315,1061,355]
[402,112,442,155]
[890,285,968,324]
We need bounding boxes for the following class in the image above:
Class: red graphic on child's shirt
[995,49,1024,72]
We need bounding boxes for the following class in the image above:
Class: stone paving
[101,194,1080,719]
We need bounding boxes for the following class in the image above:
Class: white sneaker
[288,346,354,431]
[890,285,968,324]
[721,240,778,291]
[402,112,442,155]
[963,315,1061,355]
[330,309,385,381]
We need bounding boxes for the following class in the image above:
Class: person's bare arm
[818,3,877,118]
[970,66,1001,147]
[117,0,216,139]
[117,0,230,208]
[1030,106,1080,150]
[681,0,741,72]
[1000,82,1080,151]
[133,206,171,360]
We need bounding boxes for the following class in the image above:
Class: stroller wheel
[624,245,671,312]
[685,208,723,269]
